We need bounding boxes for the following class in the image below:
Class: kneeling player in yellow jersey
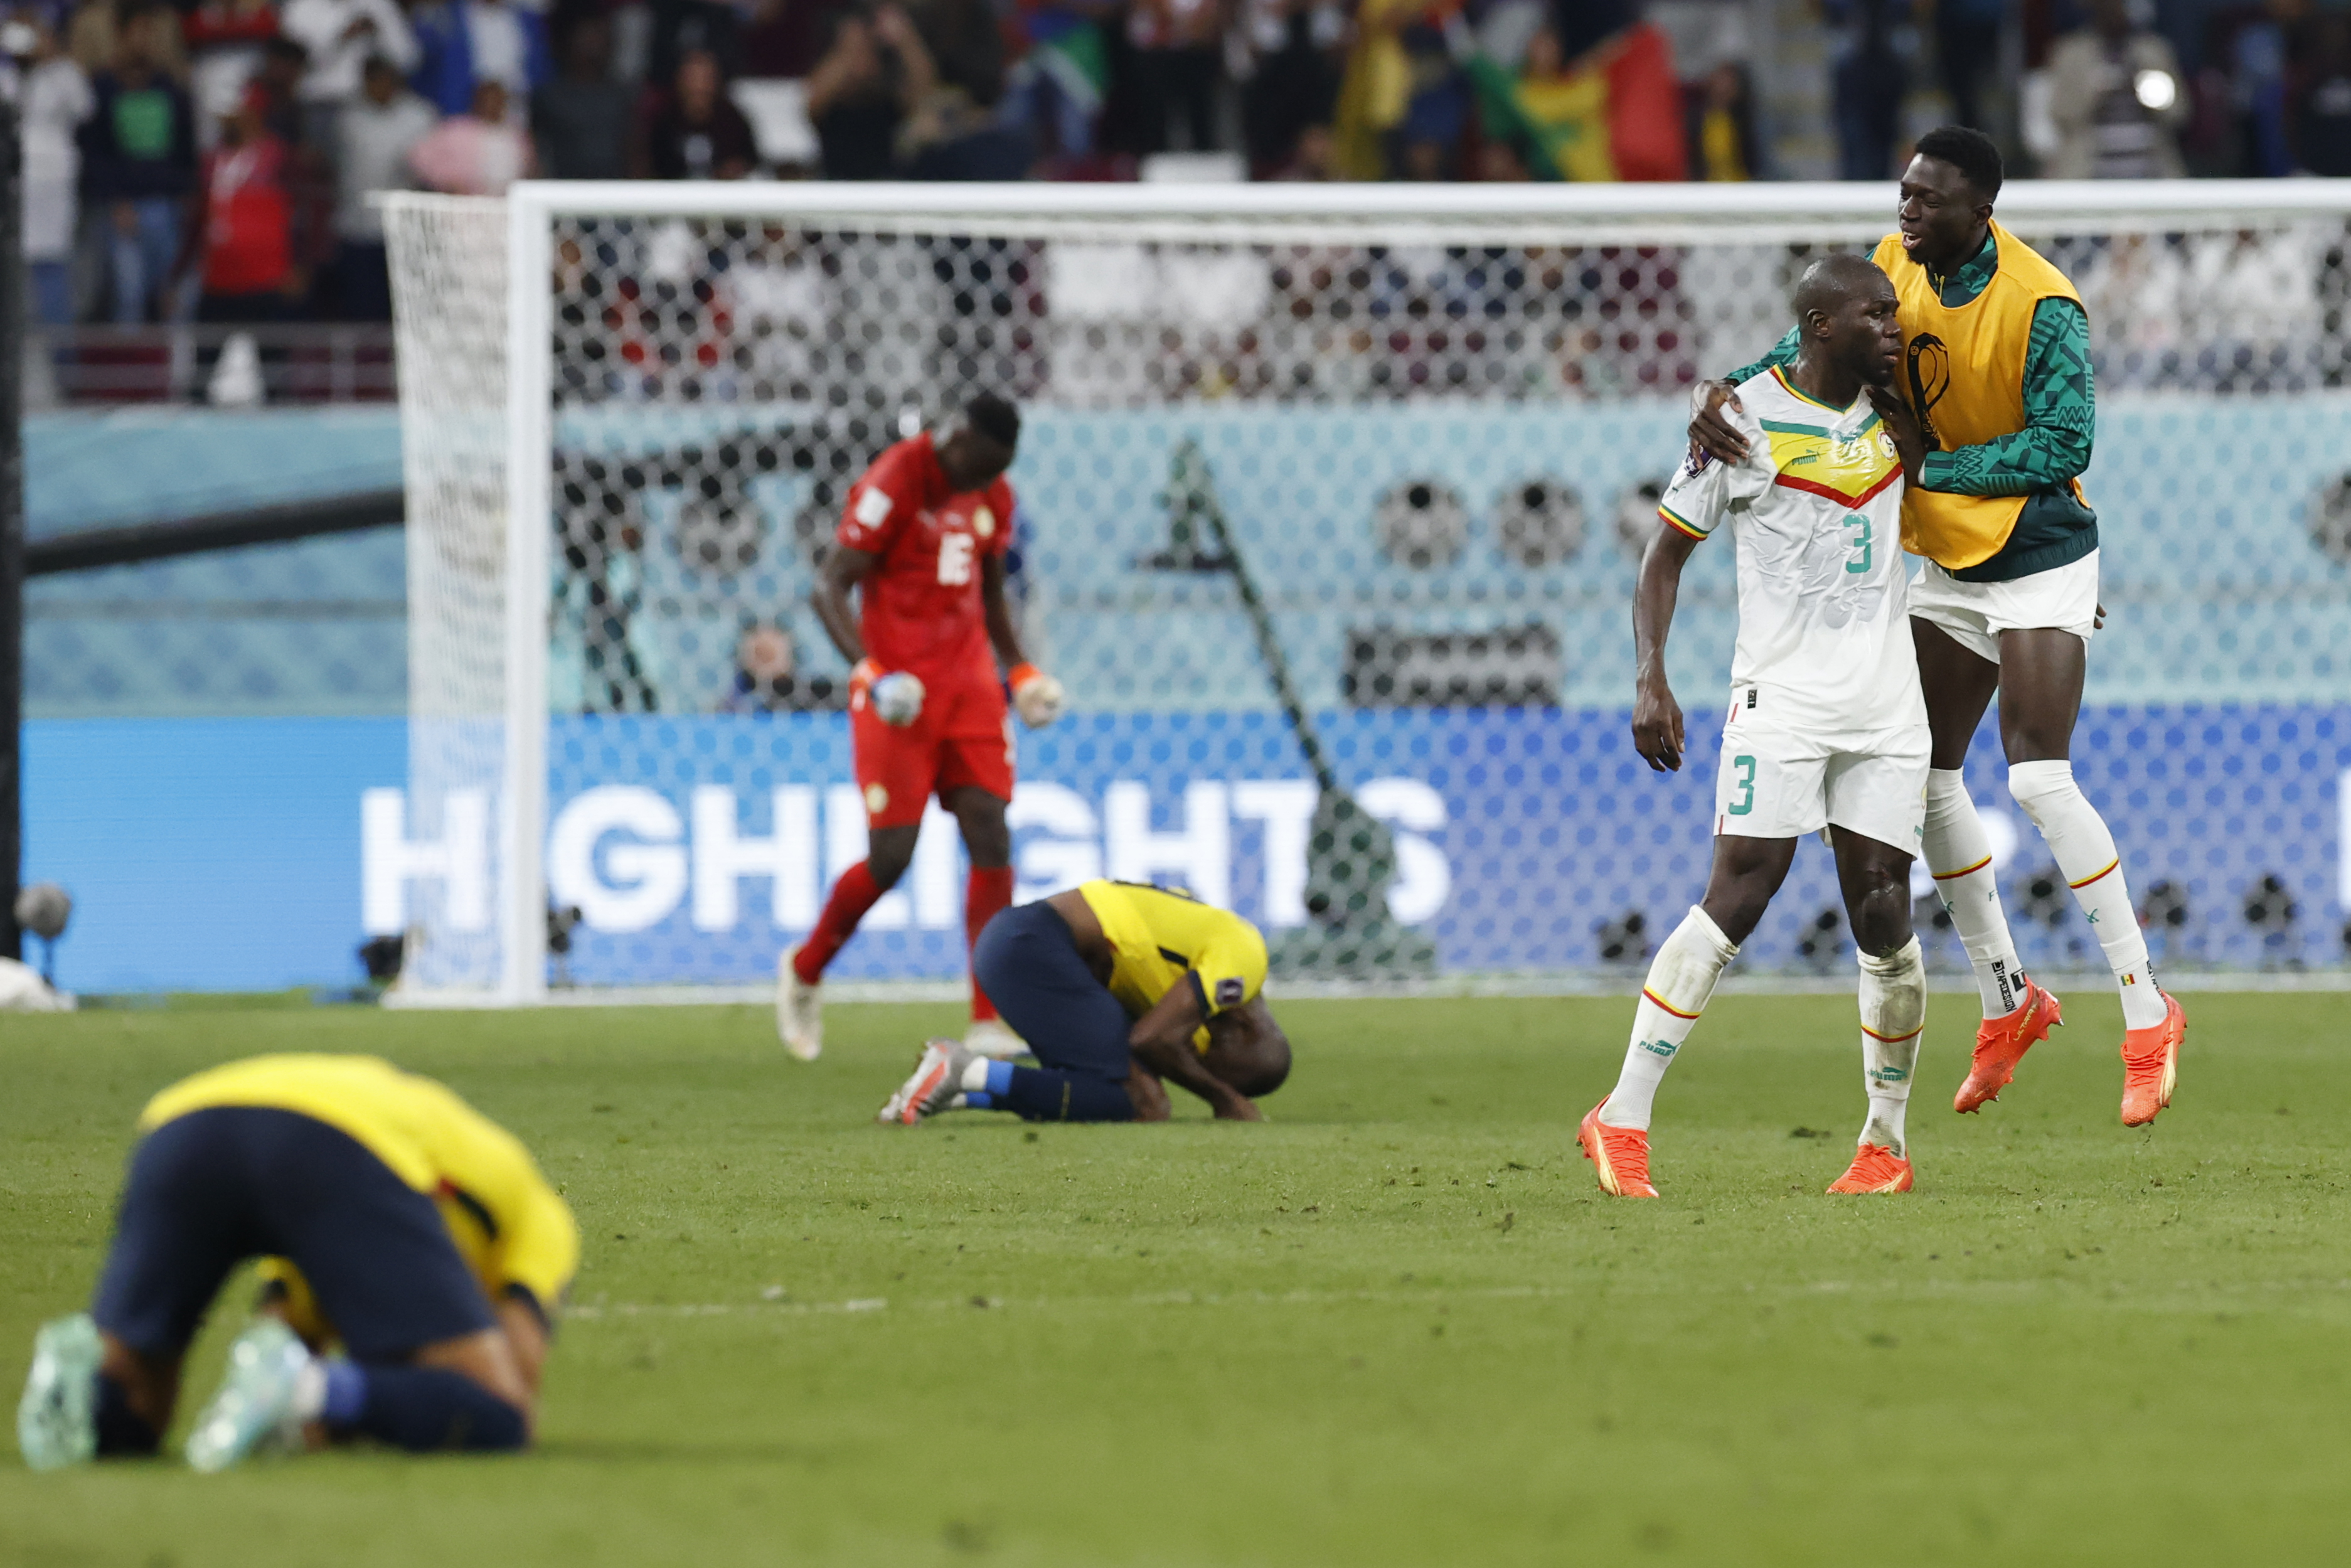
[879,880,1291,1124]
[17,1055,578,1473]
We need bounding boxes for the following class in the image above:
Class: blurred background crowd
[0,0,2342,337]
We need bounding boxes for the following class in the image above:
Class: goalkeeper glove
[853,659,925,727]
[1008,663,1065,728]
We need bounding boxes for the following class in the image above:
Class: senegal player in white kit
[1580,253,1935,1199]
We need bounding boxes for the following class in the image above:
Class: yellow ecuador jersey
[1074,880,1269,1052]
[1872,220,2087,570]
[141,1055,580,1335]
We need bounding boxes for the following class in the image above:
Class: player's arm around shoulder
[1690,332,1798,461]
[1867,383,1929,488]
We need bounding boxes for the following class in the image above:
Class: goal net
[383,182,2351,1005]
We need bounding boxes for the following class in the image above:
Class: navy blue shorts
[971,902,1132,1082]
[90,1106,496,1363]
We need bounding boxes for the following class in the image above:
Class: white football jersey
[1656,365,1927,738]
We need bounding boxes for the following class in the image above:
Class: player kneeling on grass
[880,879,1289,1125]
[18,1054,578,1472]
[1581,253,1935,1201]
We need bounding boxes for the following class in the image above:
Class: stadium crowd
[1,0,2345,328]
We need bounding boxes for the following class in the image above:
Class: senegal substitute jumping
[18,1055,577,1471]
[879,880,1292,1125]
[1688,125,2183,1127]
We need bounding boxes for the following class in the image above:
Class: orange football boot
[2120,993,2185,1127]
[1953,979,2064,1114]
[1578,1101,1659,1198]
[1826,1143,1914,1194]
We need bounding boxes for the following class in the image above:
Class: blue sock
[346,1364,527,1452]
[92,1371,159,1456]
[964,1091,997,1109]
[983,1060,1015,1096]
[321,1360,368,1426]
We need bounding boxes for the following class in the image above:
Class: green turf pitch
[4,993,2348,1566]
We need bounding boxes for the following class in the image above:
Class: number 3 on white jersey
[937,532,976,586]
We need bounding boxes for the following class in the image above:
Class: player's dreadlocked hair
[1913,125,2003,200]
[965,393,1022,450]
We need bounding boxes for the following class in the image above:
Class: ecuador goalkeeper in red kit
[777,394,1065,1060]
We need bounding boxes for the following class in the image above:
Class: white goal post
[383,179,2351,1006]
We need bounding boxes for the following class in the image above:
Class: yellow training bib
[1874,221,2088,570]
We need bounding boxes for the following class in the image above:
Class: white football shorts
[1714,710,1931,851]
[1908,547,2100,665]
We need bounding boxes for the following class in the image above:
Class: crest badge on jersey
[973,506,995,539]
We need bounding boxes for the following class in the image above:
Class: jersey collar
[1923,226,1999,308]
[1767,363,1860,415]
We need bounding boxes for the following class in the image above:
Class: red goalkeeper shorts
[851,675,1014,829]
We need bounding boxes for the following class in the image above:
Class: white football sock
[1857,937,1926,1156]
[1922,769,2027,1020]
[1600,906,1737,1130]
[959,1057,993,1093]
[2008,760,2166,1030]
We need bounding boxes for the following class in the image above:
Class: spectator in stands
[81,3,199,323]
[897,0,1027,177]
[332,55,434,318]
[1688,61,1759,180]
[408,77,537,193]
[181,0,279,155]
[246,35,346,316]
[2223,0,2296,177]
[806,1,1021,180]
[14,13,94,328]
[646,0,742,88]
[1830,0,1908,179]
[722,623,841,713]
[534,11,634,179]
[636,45,757,178]
[2295,12,2351,175]
[1392,0,1471,180]
[1124,0,1224,154]
[410,0,552,117]
[1238,0,1341,178]
[804,8,905,178]
[68,0,189,85]
[280,0,419,147]
[189,86,301,323]
[1332,0,1413,178]
[999,0,1114,169]
[1936,0,2006,132]
[2045,0,2188,178]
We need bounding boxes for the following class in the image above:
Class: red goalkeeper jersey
[836,433,1015,686]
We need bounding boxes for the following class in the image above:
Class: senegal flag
[1469,21,1687,181]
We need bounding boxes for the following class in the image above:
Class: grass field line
[563,1273,2351,1325]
